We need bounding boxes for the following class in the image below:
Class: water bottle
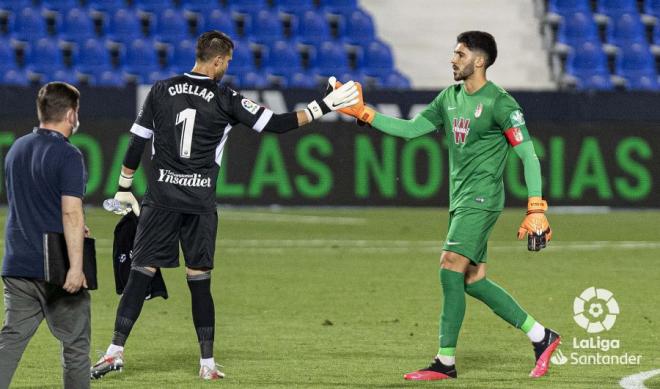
[103,198,130,213]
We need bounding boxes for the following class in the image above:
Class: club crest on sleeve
[512,127,523,142]
[510,110,525,127]
[241,98,260,115]
[474,103,483,118]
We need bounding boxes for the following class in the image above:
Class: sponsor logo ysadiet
[158,169,212,188]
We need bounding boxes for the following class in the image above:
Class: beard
[453,62,475,81]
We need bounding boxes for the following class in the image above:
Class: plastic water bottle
[103,198,129,213]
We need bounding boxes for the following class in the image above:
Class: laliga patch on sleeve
[510,110,525,127]
[241,98,260,115]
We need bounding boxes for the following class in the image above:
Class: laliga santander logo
[573,287,619,333]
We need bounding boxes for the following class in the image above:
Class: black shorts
[132,205,218,269]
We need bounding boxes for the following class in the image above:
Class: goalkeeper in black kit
[90,30,359,381]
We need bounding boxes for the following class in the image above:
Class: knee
[440,251,464,271]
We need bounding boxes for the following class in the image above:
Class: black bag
[43,232,98,290]
[113,212,168,300]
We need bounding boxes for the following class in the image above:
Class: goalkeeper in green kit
[334,31,559,380]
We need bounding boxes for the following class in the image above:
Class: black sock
[187,273,215,359]
[112,268,155,346]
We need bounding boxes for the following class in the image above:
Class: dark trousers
[0,277,90,389]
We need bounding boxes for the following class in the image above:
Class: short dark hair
[36,82,80,123]
[196,30,234,62]
[457,31,497,68]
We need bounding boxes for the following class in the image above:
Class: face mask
[72,120,80,135]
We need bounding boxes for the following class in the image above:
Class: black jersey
[130,72,273,213]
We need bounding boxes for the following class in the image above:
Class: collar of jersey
[461,80,492,96]
[33,127,68,141]
[185,72,212,80]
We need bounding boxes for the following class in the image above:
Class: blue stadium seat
[596,0,639,17]
[2,68,30,86]
[47,68,81,85]
[181,0,223,14]
[200,9,236,38]
[320,0,358,15]
[240,70,269,88]
[343,9,375,45]
[565,41,611,84]
[262,40,302,75]
[378,70,410,89]
[87,0,127,14]
[26,38,65,74]
[134,0,176,13]
[296,11,331,45]
[12,7,47,42]
[653,22,660,44]
[616,43,658,90]
[148,68,176,83]
[230,40,255,74]
[60,8,97,44]
[285,71,319,88]
[273,0,315,15]
[107,8,143,44]
[123,38,159,78]
[75,38,112,74]
[555,12,600,48]
[336,70,368,85]
[575,70,615,90]
[606,13,647,47]
[248,10,284,44]
[644,0,660,17]
[311,41,350,76]
[43,0,81,13]
[227,0,268,14]
[169,39,195,73]
[0,0,36,13]
[0,38,17,72]
[93,70,127,87]
[362,40,394,77]
[155,8,190,44]
[547,0,592,17]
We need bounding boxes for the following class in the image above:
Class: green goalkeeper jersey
[419,81,531,212]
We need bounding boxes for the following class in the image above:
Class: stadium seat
[310,41,350,76]
[596,0,639,17]
[93,70,127,87]
[60,8,97,45]
[155,8,190,44]
[273,0,315,15]
[362,40,394,77]
[286,71,319,88]
[43,0,81,13]
[263,40,302,75]
[123,38,159,78]
[47,68,81,85]
[12,7,47,42]
[26,38,65,74]
[248,10,284,44]
[134,0,176,13]
[378,70,411,89]
[547,0,592,17]
[644,0,660,17]
[0,0,35,13]
[320,0,358,15]
[2,68,30,86]
[343,9,375,45]
[227,0,268,14]
[555,12,600,49]
[564,41,612,89]
[0,38,17,72]
[606,13,647,47]
[575,70,615,90]
[75,38,112,74]
[296,11,331,45]
[230,40,256,74]
[168,39,195,73]
[87,0,127,14]
[148,68,176,83]
[240,70,269,88]
[616,43,659,89]
[200,9,236,38]
[181,0,223,14]
[107,8,143,44]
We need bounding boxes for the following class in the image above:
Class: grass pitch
[1,207,659,388]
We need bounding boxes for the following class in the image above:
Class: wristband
[306,100,330,120]
[527,196,547,214]
[118,172,133,190]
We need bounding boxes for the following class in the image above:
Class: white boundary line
[620,369,660,389]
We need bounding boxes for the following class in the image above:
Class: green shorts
[442,207,501,264]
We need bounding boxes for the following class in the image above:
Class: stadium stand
[0,0,408,88]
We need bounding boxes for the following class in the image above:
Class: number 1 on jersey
[176,108,197,158]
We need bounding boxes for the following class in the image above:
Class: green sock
[464,278,529,329]
[438,269,466,356]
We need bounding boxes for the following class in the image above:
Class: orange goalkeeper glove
[327,79,376,124]
[517,196,552,251]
